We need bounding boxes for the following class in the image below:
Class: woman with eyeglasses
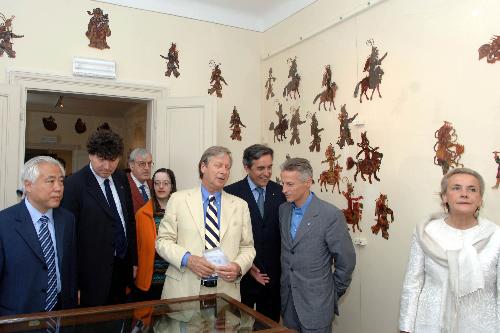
[134,168,177,300]
[399,168,500,333]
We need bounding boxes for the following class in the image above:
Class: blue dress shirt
[25,199,62,293]
[290,192,314,240]
[247,176,266,204]
[181,185,222,267]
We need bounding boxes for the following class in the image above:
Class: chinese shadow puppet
[208,61,228,98]
[0,13,24,58]
[289,106,306,146]
[160,43,180,78]
[269,102,288,143]
[283,57,301,100]
[318,143,343,193]
[313,65,338,111]
[309,113,324,152]
[433,121,464,175]
[346,131,383,183]
[265,68,276,100]
[337,104,358,149]
[492,151,500,189]
[342,177,364,232]
[229,106,246,141]
[372,193,394,240]
[478,35,500,64]
[86,8,111,50]
[75,118,87,134]
[354,39,387,103]
[43,116,57,131]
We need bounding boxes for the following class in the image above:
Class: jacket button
[290,268,294,272]
[41,288,46,293]
[42,265,47,270]
[291,250,295,255]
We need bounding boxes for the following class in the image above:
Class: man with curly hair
[61,130,136,307]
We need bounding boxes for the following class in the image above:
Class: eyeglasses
[154,181,171,187]
[135,161,154,168]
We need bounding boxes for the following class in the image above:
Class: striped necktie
[205,195,220,249]
[37,215,58,311]
[139,184,149,202]
[256,187,265,218]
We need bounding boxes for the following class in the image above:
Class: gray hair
[440,167,485,198]
[21,156,65,192]
[280,157,313,182]
[198,146,232,179]
[242,144,273,168]
[129,148,151,164]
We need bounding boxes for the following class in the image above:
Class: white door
[154,96,216,191]
[0,84,21,208]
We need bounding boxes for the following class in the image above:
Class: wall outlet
[353,237,367,246]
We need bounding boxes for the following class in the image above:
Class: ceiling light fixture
[54,95,64,111]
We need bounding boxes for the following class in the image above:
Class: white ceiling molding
[93,0,318,32]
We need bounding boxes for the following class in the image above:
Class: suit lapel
[293,196,320,246]
[14,202,45,263]
[84,166,115,219]
[53,208,65,268]
[186,188,205,242]
[242,177,263,222]
[219,191,234,240]
[263,183,280,222]
[281,202,293,246]
[112,173,128,218]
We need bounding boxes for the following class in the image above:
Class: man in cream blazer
[156,146,255,301]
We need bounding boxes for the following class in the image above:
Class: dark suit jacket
[61,165,137,307]
[224,178,286,293]
[127,173,153,214]
[0,200,77,316]
[279,195,356,330]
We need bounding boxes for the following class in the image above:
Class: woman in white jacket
[399,168,500,333]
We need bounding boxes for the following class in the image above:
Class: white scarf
[415,216,496,333]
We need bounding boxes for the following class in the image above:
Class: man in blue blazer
[0,156,77,316]
[224,145,286,322]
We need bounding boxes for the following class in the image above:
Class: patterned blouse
[152,215,169,284]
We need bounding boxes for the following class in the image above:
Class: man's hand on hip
[249,264,270,286]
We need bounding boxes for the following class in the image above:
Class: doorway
[25,90,148,176]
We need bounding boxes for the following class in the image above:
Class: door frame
[7,70,168,206]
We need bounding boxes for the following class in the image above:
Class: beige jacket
[155,187,255,301]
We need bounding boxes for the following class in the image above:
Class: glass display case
[0,293,293,332]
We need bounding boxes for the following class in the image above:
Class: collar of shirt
[24,199,62,292]
[201,184,222,204]
[247,176,266,202]
[89,162,112,187]
[130,172,148,189]
[292,192,314,216]
[24,198,54,225]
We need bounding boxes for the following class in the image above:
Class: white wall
[2,0,500,331]
[0,0,262,184]
[261,0,500,332]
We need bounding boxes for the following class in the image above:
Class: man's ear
[24,180,32,194]
[306,177,313,187]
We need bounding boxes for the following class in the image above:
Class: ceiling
[95,0,318,32]
[27,91,145,118]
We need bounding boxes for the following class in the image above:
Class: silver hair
[198,146,232,179]
[129,148,151,164]
[440,167,485,198]
[21,156,65,192]
[280,157,313,182]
